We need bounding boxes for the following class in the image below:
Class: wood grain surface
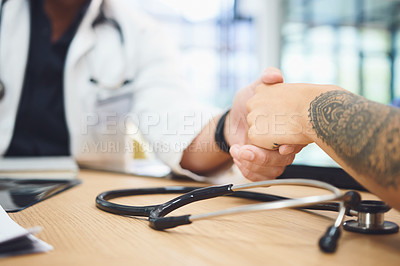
[3,170,400,265]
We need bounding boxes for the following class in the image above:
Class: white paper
[0,205,53,258]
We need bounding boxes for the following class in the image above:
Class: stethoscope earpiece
[343,200,400,234]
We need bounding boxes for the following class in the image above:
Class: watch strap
[214,109,231,154]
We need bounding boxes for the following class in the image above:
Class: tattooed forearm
[309,90,400,188]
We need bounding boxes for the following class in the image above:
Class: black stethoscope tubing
[96,185,346,218]
[96,180,352,253]
[96,179,399,253]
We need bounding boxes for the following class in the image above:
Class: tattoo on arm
[309,90,400,188]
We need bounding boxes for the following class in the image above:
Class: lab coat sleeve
[128,14,236,183]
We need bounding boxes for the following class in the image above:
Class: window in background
[131,0,259,108]
[282,0,400,104]
[281,0,400,168]
[129,0,400,105]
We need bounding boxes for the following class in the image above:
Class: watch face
[0,81,4,100]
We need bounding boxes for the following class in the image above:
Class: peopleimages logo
[250,113,315,136]
[81,140,192,154]
[77,110,318,154]
[81,111,314,137]
[81,111,218,136]
[80,138,248,154]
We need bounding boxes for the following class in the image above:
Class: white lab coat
[0,0,228,181]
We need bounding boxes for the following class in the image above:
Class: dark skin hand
[180,68,303,178]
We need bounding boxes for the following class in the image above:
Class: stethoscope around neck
[96,179,399,253]
[88,2,133,91]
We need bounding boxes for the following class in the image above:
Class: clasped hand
[227,68,305,181]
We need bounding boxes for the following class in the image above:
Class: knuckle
[240,160,250,169]
[260,153,270,166]
[241,168,252,179]
[249,163,261,174]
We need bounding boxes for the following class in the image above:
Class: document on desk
[0,156,78,179]
[0,204,53,258]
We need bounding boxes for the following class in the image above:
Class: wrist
[223,109,241,148]
[302,84,341,142]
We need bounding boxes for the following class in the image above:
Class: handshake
[179,66,400,210]
[225,67,316,181]
[225,67,400,211]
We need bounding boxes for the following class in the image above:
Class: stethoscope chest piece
[343,200,399,234]
[0,80,4,101]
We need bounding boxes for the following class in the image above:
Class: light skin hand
[227,67,304,181]
[246,83,336,149]
[246,78,400,210]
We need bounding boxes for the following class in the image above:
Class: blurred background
[131,0,400,167]
[132,0,400,106]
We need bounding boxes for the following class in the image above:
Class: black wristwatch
[214,109,231,154]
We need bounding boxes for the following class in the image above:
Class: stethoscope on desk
[96,179,399,253]
[0,0,132,102]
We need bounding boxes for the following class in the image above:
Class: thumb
[249,67,284,94]
[261,67,284,84]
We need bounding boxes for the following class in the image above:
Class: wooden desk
[3,170,400,265]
